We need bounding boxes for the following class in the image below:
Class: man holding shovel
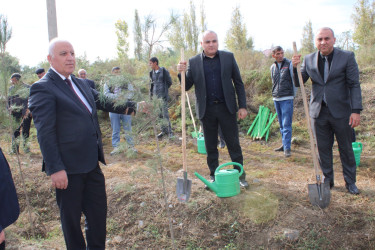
[292,27,362,195]
[177,30,249,188]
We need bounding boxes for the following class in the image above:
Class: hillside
[2,76,375,249]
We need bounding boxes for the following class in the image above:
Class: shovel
[177,48,192,202]
[293,42,330,209]
[186,92,199,138]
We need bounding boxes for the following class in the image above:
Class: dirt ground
[2,81,375,249]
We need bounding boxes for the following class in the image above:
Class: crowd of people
[1,27,362,249]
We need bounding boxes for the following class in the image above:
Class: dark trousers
[311,106,356,185]
[0,241,5,250]
[56,166,107,250]
[13,113,32,139]
[201,103,245,179]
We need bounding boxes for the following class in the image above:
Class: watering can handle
[215,162,243,177]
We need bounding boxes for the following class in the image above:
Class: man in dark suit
[292,27,362,194]
[0,147,20,250]
[29,38,139,249]
[177,30,249,188]
[78,68,96,89]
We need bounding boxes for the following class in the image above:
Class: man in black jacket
[270,46,296,157]
[177,30,249,188]
[149,57,173,139]
[29,38,141,249]
[0,147,20,250]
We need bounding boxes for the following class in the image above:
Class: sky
[1,0,358,67]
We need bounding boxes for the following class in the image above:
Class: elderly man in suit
[78,68,96,89]
[177,30,249,188]
[29,38,139,249]
[0,147,20,250]
[292,27,362,195]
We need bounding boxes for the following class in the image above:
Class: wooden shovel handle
[293,42,321,180]
[181,48,187,172]
[186,92,197,133]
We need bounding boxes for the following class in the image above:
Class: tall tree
[200,0,207,33]
[300,20,315,54]
[0,14,12,55]
[352,0,375,47]
[225,6,253,51]
[143,13,177,59]
[168,1,200,54]
[133,10,143,60]
[336,31,355,51]
[189,0,199,53]
[115,19,129,60]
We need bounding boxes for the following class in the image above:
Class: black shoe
[346,183,360,195]
[239,179,249,189]
[205,176,215,190]
[329,181,334,189]
[274,145,284,152]
[157,132,165,139]
[284,149,291,157]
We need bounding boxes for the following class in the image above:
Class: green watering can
[195,162,243,198]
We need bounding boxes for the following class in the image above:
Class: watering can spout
[194,172,217,192]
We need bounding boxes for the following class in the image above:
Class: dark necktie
[65,78,91,114]
[324,56,329,83]
[323,56,329,104]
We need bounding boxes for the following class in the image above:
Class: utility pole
[46,0,58,41]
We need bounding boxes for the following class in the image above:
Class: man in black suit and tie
[177,30,249,188]
[78,68,96,89]
[29,38,139,249]
[292,27,362,194]
[0,147,20,250]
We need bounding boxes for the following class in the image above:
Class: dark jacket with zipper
[270,58,294,98]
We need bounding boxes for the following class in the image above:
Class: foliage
[0,14,12,55]
[336,30,355,51]
[143,13,177,59]
[300,20,315,55]
[225,6,253,52]
[133,10,143,61]
[352,0,375,47]
[199,0,207,33]
[167,1,200,55]
[115,19,129,60]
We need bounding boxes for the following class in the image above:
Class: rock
[253,178,261,183]
[140,202,146,207]
[283,229,300,241]
[138,220,144,228]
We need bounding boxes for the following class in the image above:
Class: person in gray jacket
[149,57,174,139]
[292,27,362,195]
[270,46,296,157]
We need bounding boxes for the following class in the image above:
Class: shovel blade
[176,174,192,202]
[308,182,331,209]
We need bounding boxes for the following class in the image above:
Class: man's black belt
[212,100,224,104]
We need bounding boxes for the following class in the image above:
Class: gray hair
[78,69,86,74]
[200,30,218,42]
[48,38,71,56]
[316,27,335,38]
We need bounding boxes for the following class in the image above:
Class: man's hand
[292,55,301,68]
[238,108,247,120]
[177,61,187,72]
[51,170,68,189]
[0,230,5,244]
[349,113,360,128]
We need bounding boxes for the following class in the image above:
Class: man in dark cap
[7,73,32,154]
[35,68,46,79]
